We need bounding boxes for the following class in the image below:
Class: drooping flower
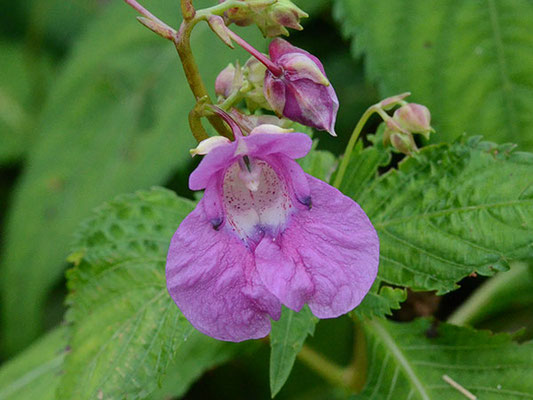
[263,38,339,136]
[166,116,378,342]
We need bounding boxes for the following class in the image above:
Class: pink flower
[166,123,378,341]
[264,38,339,136]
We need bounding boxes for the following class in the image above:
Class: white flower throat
[223,158,293,243]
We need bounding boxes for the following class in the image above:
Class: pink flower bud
[263,38,338,136]
[390,132,417,155]
[393,103,434,139]
[215,63,243,99]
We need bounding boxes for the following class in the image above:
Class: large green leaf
[334,0,533,150]
[60,188,220,399]
[353,136,533,293]
[356,318,533,399]
[0,327,66,400]
[269,306,316,397]
[0,0,265,355]
[150,335,252,400]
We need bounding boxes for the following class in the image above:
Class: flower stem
[225,29,283,77]
[124,0,231,140]
[344,319,368,392]
[297,345,350,391]
[175,21,231,139]
[209,106,242,138]
[333,106,377,189]
[448,262,530,326]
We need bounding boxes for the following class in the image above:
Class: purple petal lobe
[255,175,379,318]
[166,201,281,342]
[269,38,323,72]
[189,132,311,191]
[189,141,237,190]
[244,131,312,160]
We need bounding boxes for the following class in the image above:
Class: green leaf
[0,0,266,355]
[356,318,533,399]
[337,132,391,200]
[269,306,316,398]
[355,137,533,293]
[150,337,254,400]
[0,327,66,400]
[354,282,406,319]
[298,148,337,182]
[334,0,533,150]
[59,188,197,400]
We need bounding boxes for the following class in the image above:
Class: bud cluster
[212,13,339,137]
[221,0,308,37]
[378,95,434,155]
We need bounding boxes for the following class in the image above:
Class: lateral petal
[255,175,379,318]
[166,200,281,342]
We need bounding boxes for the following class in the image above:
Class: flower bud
[215,63,243,99]
[243,57,270,111]
[390,132,417,155]
[255,0,307,37]
[263,38,338,135]
[383,119,418,155]
[393,103,434,139]
[221,0,307,38]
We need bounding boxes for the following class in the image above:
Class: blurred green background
[0,0,532,398]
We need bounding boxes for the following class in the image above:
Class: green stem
[175,22,230,139]
[297,345,351,391]
[344,319,368,393]
[448,262,530,326]
[188,108,209,142]
[333,106,377,189]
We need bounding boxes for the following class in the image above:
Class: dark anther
[211,218,223,231]
[299,196,312,209]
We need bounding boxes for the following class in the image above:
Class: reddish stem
[210,106,244,138]
[225,29,283,77]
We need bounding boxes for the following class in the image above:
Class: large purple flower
[166,125,379,342]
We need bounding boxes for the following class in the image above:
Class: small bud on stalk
[393,103,434,139]
[383,102,434,155]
